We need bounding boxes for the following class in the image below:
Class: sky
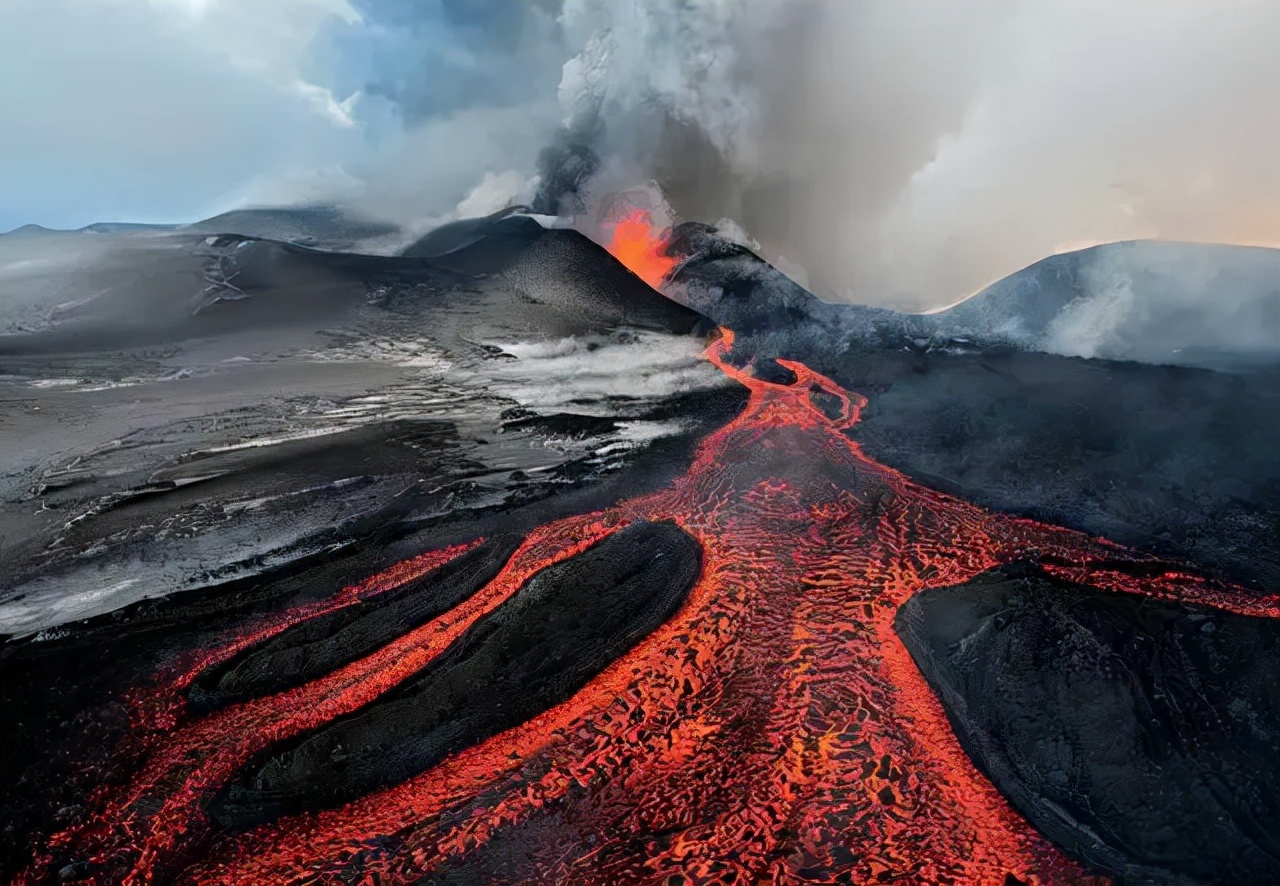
[0,0,367,230]
[2,0,1279,307]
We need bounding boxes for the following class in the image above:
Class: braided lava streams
[20,329,1280,885]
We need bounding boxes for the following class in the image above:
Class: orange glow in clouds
[605,209,677,288]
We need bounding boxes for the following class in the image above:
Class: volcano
[1,211,1279,885]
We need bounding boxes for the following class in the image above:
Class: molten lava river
[19,330,1280,885]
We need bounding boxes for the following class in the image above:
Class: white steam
[546,0,1280,309]
[5,0,1279,312]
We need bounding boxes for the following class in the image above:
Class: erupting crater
[19,330,1280,885]
[604,209,678,289]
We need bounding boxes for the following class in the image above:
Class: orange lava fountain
[605,209,677,288]
[18,330,1280,885]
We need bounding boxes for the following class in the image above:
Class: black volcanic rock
[398,207,544,259]
[666,220,912,345]
[850,350,1280,590]
[187,534,524,710]
[490,227,710,335]
[403,213,709,334]
[897,563,1280,884]
[210,520,702,827]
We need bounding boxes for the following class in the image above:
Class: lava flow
[605,209,678,288]
[18,329,1280,885]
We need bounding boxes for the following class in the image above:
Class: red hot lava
[19,330,1280,885]
[605,209,677,288]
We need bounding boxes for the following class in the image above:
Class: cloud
[5,0,1280,311]
[0,0,365,230]
[511,0,1280,308]
[823,1,1280,307]
[621,0,1280,308]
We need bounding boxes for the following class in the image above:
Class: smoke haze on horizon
[2,0,1279,308]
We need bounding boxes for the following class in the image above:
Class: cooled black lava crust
[896,563,1280,885]
[209,520,702,828]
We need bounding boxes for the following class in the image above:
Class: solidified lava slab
[16,330,1280,886]
[210,520,702,827]
[896,563,1280,884]
[187,534,524,710]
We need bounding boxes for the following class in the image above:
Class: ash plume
[538,1,1280,311]
[5,0,1280,311]
[337,0,1280,310]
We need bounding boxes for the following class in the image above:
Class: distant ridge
[183,206,399,248]
[80,222,177,234]
[1,206,400,251]
[0,223,59,237]
[669,222,1280,371]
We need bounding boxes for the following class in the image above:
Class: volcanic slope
[2,213,1278,884]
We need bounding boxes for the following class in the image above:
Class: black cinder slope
[897,564,1280,885]
[187,535,524,710]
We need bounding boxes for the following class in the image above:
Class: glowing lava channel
[19,330,1280,885]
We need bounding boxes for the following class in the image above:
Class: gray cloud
[534,0,1280,309]
[5,0,1280,310]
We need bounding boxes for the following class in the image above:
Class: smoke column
[5,0,1279,309]
[528,0,1280,309]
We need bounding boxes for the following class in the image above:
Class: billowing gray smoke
[340,0,1280,311]
[8,0,1276,312]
